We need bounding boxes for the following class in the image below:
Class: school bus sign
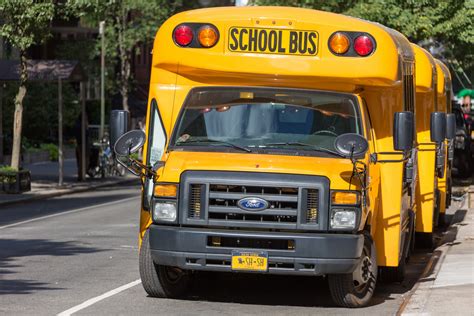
[228,27,318,56]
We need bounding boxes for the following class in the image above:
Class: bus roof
[153,6,413,90]
[435,59,452,94]
[411,44,436,92]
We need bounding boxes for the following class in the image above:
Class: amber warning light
[173,23,219,48]
[328,31,375,57]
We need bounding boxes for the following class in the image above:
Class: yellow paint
[412,44,437,233]
[139,6,419,268]
[435,60,450,215]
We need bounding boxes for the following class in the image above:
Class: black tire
[328,233,377,308]
[379,258,406,283]
[415,232,434,249]
[139,230,191,298]
[438,212,448,227]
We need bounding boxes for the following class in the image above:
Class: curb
[0,177,139,208]
[397,191,471,315]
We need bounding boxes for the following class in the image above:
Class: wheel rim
[352,246,373,292]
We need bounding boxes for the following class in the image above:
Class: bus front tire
[328,234,377,308]
[139,230,191,298]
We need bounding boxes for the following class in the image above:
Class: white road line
[57,279,142,316]
[0,196,139,230]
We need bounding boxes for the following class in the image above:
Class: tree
[0,0,55,169]
[68,0,183,112]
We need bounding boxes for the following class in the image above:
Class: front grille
[180,171,329,230]
[206,184,299,226]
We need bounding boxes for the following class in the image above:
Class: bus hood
[160,151,356,189]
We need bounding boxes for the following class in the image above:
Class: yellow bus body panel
[412,44,437,233]
[435,61,448,215]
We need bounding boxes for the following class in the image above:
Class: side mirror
[114,130,146,156]
[446,113,456,140]
[430,112,446,143]
[393,111,414,151]
[110,110,130,151]
[334,133,369,159]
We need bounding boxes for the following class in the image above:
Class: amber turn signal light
[154,184,178,198]
[198,25,219,48]
[329,32,350,55]
[331,191,360,205]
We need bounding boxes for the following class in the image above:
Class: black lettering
[229,28,239,50]
[289,31,298,53]
[268,30,277,52]
[258,30,268,51]
[239,29,248,51]
[248,29,258,51]
[307,32,317,54]
[298,31,308,54]
[277,31,285,53]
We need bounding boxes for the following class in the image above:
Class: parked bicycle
[88,137,126,178]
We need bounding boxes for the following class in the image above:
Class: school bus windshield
[171,87,361,156]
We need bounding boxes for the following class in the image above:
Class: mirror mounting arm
[116,156,157,178]
[373,151,409,164]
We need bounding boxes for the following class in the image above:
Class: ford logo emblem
[237,197,269,211]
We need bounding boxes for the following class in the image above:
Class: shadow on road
[174,266,423,309]
[0,238,104,295]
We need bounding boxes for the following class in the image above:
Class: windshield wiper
[262,142,344,157]
[176,138,252,153]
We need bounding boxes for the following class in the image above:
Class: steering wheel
[312,130,338,136]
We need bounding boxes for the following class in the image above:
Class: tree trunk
[10,52,27,170]
[120,56,131,112]
[117,12,130,113]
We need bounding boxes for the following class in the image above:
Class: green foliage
[0,165,17,173]
[39,143,59,161]
[0,0,55,52]
[1,81,81,148]
[0,165,18,183]
[66,0,183,107]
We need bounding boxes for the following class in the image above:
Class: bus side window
[143,99,166,210]
[362,98,375,153]
[148,100,166,165]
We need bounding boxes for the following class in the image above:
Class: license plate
[231,250,268,272]
[228,27,318,56]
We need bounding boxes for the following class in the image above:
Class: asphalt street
[0,182,433,315]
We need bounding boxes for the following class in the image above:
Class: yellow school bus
[110,7,434,308]
[412,44,439,247]
[435,59,453,224]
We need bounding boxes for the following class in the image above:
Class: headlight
[153,202,177,222]
[330,208,357,230]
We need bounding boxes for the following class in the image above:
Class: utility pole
[99,21,105,140]
[58,78,63,186]
[0,83,3,165]
[80,82,86,181]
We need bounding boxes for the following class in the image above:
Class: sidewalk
[402,185,474,315]
[0,159,138,207]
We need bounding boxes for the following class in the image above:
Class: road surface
[0,182,434,315]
